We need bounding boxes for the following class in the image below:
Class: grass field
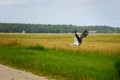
[0,33,120,80]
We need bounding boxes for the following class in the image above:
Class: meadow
[0,33,120,80]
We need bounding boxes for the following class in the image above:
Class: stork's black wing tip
[75,30,77,33]
[84,30,88,32]
[75,30,76,32]
[80,30,89,38]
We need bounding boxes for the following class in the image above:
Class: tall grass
[0,33,120,55]
[0,33,120,80]
[0,44,119,80]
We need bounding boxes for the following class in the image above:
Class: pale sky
[0,0,120,27]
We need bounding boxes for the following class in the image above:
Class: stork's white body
[74,34,80,46]
[69,33,80,46]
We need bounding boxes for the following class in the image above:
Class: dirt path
[0,64,48,80]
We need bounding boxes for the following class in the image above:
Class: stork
[70,30,89,46]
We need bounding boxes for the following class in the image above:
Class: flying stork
[70,30,89,46]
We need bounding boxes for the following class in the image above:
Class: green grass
[114,59,120,79]
[0,43,119,80]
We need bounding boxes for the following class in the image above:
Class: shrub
[114,59,120,79]
[27,45,45,50]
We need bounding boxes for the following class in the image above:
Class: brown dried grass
[0,33,120,55]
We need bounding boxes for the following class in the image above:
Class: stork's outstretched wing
[80,30,89,38]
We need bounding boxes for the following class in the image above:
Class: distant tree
[0,23,120,33]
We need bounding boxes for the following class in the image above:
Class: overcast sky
[0,0,120,27]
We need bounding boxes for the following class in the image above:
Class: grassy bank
[0,43,119,80]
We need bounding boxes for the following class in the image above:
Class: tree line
[0,23,120,33]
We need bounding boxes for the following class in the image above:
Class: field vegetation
[0,33,120,80]
[0,33,119,55]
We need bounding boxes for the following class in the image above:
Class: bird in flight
[70,30,89,46]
